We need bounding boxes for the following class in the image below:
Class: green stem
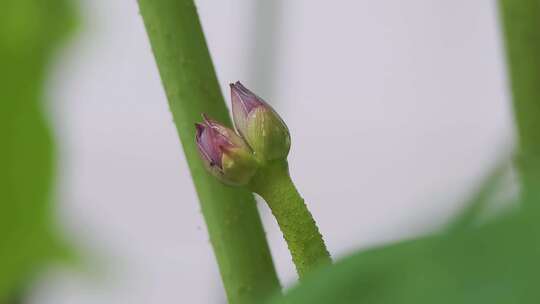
[137,1,281,302]
[498,1,540,207]
[249,161,331,278]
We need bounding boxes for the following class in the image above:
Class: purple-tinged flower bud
[195,115,258,185]
[230,81,290,162]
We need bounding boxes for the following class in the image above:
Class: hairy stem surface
[137,1,280,302]
[250,161,331,278]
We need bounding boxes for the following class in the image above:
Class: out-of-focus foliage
[0,0,76,301]
[270,197,539,304]
[499,0,540,213]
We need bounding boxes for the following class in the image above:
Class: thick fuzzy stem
[250,161,331,278]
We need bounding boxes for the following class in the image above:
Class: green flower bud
[195,115,258,185]
[230,81,291,161]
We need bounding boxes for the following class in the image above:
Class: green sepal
[220,147,259,186]
[246,107,291,162]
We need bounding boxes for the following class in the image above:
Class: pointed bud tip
[230,81,254,98]
[230,81,265,121]
[229,81,242,87]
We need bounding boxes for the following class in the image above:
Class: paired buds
[195,81,290,185]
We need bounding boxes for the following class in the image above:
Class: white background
[31,1,512,303]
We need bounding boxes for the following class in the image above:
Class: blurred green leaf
[445,161,512,232]
[498,0,540,213]
[270,209,539,304]
[0,0,76,301]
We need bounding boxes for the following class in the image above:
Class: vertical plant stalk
[249,161,331,278]
[498,1,540,208]
[137,1,281,303]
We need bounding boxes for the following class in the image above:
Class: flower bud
[230,81,290,161]
[195,115,258,185]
